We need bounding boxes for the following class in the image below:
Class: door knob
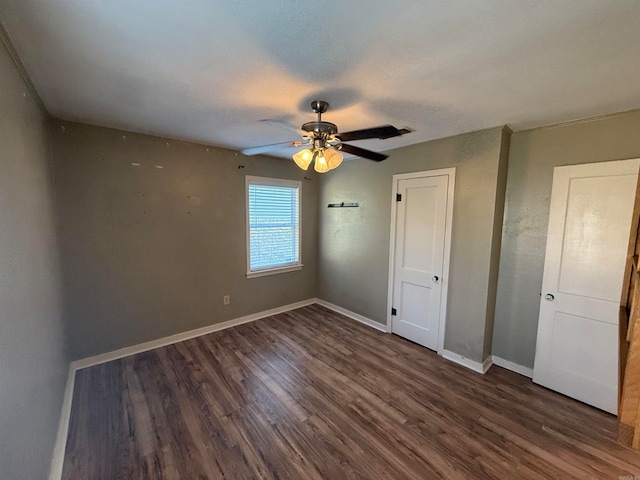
[544,293,555,301]
[432,275,439,283]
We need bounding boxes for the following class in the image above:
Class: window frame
[245,175,303,278]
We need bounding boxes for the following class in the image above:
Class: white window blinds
[247,177,301,274]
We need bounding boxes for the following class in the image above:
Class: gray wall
[317,127,510,363]
[493,109,640,369]
[51,122,318,360]
[0,38,68,480]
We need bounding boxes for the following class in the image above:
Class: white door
[533,158,639,414]
[389,170,454,352]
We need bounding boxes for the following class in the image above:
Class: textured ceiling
[1,0,640,157]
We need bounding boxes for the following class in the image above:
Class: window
[246,176,302,278]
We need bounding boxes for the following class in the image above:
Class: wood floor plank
[63,305,640,479]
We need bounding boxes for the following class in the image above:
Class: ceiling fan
[241,100,413,173]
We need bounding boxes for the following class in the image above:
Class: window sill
[246,264,303,279]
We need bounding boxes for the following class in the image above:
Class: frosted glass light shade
[314,152,330,173]
[324,149,343,170]
[292,149,313,170]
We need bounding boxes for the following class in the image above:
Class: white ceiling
[1,0,640,157]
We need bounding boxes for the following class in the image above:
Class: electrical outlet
[223,295,230,305]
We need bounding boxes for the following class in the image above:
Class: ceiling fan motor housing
[301,121,338,137]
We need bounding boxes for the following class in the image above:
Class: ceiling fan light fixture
[293,146,343,173]
[292,148,313,170]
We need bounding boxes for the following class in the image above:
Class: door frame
[386,168,456,355]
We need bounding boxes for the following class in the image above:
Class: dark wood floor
[63,304,640,479]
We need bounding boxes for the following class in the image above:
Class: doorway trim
[386,168,456,354]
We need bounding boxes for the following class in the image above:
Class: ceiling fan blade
[259,119,304,135]
[336,125,411,142]
[339,143,388,162]
[241,141,303,156]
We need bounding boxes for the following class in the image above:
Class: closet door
[533,158,639,414]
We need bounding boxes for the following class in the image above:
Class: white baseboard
[482,355,493,374]
[315,299,388,333]
[48,365,76,480]
[71,298,316,371]
[491,355,534,378]
[441,349,492,374]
